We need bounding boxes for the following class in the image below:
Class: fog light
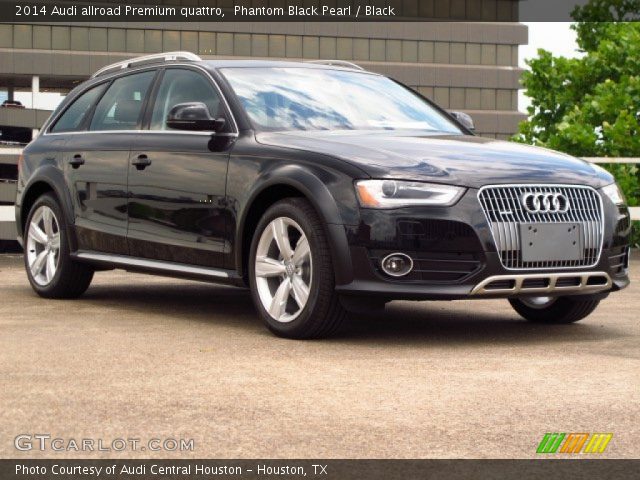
[381,253,414,277]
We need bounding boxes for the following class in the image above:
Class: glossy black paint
[337,190,630,300]
[256,131,614,189]
[127,132,232,268]
[224,133,364,283]
[15,59,629,300]
[63,132,132,254]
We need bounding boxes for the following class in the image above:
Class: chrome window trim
[477,183,605,271]
[43,63,239,137]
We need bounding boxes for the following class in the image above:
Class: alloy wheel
[254,217,312,323]
[26,205,61,286]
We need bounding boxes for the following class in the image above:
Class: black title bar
[2,459,640,480]
[1,0,639,22]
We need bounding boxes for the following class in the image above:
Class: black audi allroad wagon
[15,52,631,338]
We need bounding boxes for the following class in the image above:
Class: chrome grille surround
[477,184,604,270]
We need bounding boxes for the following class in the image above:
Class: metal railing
[583,158,640,165]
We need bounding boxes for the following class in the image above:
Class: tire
[509,296,600,324]
[248,198,347,339]
[23,193,94,298]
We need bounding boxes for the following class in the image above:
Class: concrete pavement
[0,254,638,459]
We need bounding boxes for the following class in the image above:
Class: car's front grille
[478,185,603,270]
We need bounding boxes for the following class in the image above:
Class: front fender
[236,164,355,285]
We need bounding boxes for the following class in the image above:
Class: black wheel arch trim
[235,164,355,286]
[17,165,76,246]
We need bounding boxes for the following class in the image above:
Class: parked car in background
[1,100,25,109]
[15,52,631,338]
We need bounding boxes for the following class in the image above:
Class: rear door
[127,67,236,267]
[60,70,156,254]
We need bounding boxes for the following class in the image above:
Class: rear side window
[150,69,226,131]
[89,70,155,131]
[50,83,107,133]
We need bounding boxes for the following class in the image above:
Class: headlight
[355,179,466,208]
[601,183,626,205]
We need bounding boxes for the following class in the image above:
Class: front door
[127,67,235,268]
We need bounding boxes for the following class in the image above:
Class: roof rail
[305,60,365,71]
[91,51,202,78]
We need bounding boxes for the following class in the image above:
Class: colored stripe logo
[537,433,612,454]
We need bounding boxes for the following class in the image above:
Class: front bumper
[336,189,631,301]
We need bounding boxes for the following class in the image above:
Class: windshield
[221,67,462,134]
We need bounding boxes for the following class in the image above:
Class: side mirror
[166,102,226,132]
[450,111,475,131]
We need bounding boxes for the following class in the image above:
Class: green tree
[514,15,640,213]
[572,0,640,51]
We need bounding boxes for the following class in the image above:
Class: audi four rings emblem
[521,192,570,214]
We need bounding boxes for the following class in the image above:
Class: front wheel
[24,193,94,298]
[509,296,600,324]
[248,198,347,339]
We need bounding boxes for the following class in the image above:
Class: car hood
[256,131,612,189]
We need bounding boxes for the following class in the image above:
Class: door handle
[69,154,85,169]
[132,154,152,171]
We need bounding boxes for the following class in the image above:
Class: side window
[150,69,227,131]
[89,70,155,131]
[50,83,107,133]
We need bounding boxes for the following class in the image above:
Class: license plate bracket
[519,223,583,262]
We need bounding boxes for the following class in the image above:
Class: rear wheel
[24,193,94,298]
[248,198,347,339]
[509,296,600,324]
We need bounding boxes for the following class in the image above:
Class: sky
[519,22,583,110]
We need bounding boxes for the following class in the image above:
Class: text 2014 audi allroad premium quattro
[15,52,631,338]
